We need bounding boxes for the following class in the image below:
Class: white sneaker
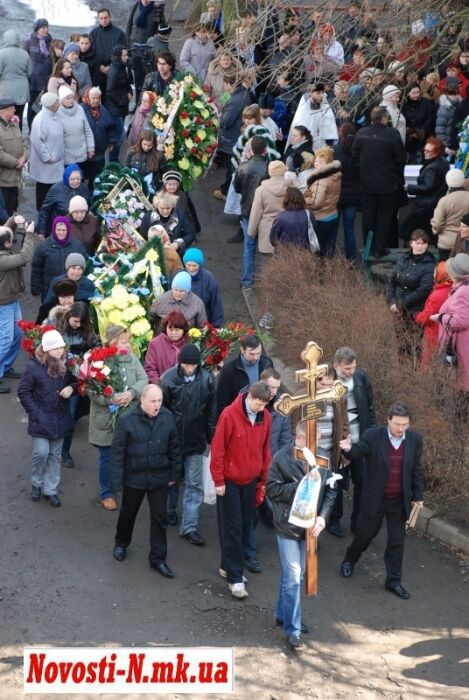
[259,313,274,330]
[229,582,249,599]
[219,568,247,583]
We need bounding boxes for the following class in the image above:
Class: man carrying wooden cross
[266,342,346,652]
[267,421,338,652]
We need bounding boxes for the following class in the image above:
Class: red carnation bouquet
[187,322,255,370]
[73,346,126,398]
[17,321,56,356]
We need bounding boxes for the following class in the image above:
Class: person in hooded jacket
[399,137,449,243]
[160,344,217,541]
[104,45,132,162]
[17,329,76,507]
[58,85,95,168]
[182,247,224,327]
[0,30,33,127]
[31,216,87,301]
[23,18,52,129]
[37,164,90,238]
[387,229,436,320]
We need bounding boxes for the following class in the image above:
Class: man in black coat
[352,105,406,257]
[330,346,376,536]
[160,345,217,542]
[89,8,127,99]
[126,0,166,100]
[104,46,132,162]
[216,334,273,417]
[267,421,337,651]
[109,384,181,578]
[340,401,424,599]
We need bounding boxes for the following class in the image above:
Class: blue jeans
[240,215,256,287]
[62,393,79,453]
[276,535,305,637]
[97,446,113,499]
[338,205,358,260]
[31,437,62,495]
[179,453,204,535]
[0,300,22,379]
[109,117,124,162]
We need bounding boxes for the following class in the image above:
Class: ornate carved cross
[275,342,347,595]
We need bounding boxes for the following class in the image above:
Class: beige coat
[206,56,242,108]
[431,188,469,251]
[248,176,289,253]
[0,117,28,187]
[305,161,342,220]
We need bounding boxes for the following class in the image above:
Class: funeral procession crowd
[2,0,469,653]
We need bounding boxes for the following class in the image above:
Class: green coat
[88,351,148,447]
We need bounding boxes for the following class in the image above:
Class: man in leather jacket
[330,346,377,536]
[160,344,217,543]
[267,421,337,651]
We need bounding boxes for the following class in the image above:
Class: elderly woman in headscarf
[415,261,453,369]
[81,86,118,186]
[150,270,207,331]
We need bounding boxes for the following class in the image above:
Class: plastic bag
[224,178,242,216]
[288,469,321,528]
[307,211,320,253]
[202,452,216,505]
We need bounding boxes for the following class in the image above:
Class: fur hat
[41,330,65,352]
[52,278,77,298]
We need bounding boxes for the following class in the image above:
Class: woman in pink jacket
[435,254,469,393]
[144,311,188,383]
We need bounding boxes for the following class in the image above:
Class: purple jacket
[270,208,311,249]
[17,358,76,439]
[143,333,188,383]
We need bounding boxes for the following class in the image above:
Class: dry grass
[259,246,469,499]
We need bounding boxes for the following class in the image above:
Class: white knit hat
[42,330,65,352]
[446,169,465,189]
[58,85,74,102]
[68,195,88,213]
[382,84,401,99]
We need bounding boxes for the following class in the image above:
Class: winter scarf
[136,1,154,29]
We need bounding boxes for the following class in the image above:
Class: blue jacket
[82,102,118,157]
[189,268,224,327]
[17,357,76,439]
[43,273,96,307]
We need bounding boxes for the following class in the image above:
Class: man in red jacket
[210,382,272,599]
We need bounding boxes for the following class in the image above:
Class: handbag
[202,451,216,505]
[306,210,320,253]
[223,177,242,216]
[441,320,457,368]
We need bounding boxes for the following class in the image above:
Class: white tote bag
[202,451,217,505]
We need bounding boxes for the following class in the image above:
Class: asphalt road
[0,2,469,698]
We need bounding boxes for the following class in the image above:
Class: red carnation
[191,146,198,153]
[180,111,189,119]
[103,386,113,398]
[194,116,202,124]
[181,129,190,138]
[202,84,209,92]
[190,91,198,99]
[205,120,212,127]
[194,136,201,143]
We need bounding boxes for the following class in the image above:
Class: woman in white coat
[29,92,64,210]
[57,85,94,169]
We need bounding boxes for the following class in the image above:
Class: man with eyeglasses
[339,401,424,600]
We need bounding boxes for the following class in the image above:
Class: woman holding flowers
[57,302,99,467]
[144,311,189,383]
[88,324,147,511]
[17,329,76,507]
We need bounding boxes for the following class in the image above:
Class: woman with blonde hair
[207,49,242,108]
[142,193,195,254]
[17,329,76,507]
[304,146,341,256]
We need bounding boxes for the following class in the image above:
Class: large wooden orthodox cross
[275,342,347,596]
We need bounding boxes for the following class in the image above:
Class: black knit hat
[179,344,201,365]
[158,23,173,36]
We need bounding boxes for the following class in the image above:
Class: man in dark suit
[330,346,377,536]
[339,401,424,599]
